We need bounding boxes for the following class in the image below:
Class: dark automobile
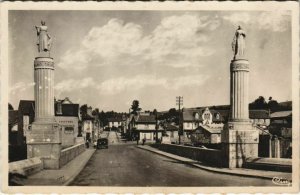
[97,138,108,149]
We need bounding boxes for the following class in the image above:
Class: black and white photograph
[1,1,299,194]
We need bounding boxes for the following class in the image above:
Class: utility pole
[155,110,158,143]
[176,96,183,145]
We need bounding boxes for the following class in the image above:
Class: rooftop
[270,111,292,118]
[136,115,156,123]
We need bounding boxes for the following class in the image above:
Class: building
[81,106,101,143]
[8,100,36,162]
[55,97,80,147]
[268,110,292,158]
[191,123,223,145]
[161,123,179,144]
[15,98,81,150]
[107,115,127,131]
[182,107,270,144]
[130,112,163,142]
[9,110,23,162]
[17,100,35,145]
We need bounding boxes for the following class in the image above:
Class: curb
[137,145,285,181]
[63,149,96,186]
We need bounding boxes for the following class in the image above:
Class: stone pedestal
[222,121,259,168]
[222,59,259,168]
[27,121,61,169]
[26,57,61,169]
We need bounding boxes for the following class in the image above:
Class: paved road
[107,131,120,144]
[71,143,275,186]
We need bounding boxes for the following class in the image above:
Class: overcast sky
[8,10,292,112]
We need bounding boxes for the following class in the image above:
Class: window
[64,126,74,134]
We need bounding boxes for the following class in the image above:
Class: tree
[92,108,100,116]
[80,104,87,118]
[153,109,158,116]
[249,96,268,110]
[131,100,141,115]
[99,111,108,127]
[8,103,14,111]
[267,97,279,112]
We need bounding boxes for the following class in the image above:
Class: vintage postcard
[1,1,299,194]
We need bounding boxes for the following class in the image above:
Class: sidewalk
[137,145,292,181]
[23,148,96,186]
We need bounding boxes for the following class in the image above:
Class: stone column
[222,59,260,168]
[34,57,55,122]
[230,59,249,121]
[222,58,259,168]
[26,57,61,169]
[274,136,281,158]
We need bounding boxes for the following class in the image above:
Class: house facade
[130,113,163,142]
[162,123,179,144]
[55,97,80,147]
[81,106,101,143]
[182,107,271,144]
[107,115,127,131]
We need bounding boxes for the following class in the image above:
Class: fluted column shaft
[230,59,249,121]
[34,57,55,122]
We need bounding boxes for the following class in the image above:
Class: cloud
[97,74,209,95]
[55,77,96,96]
[57,14,219,71]
[10,82,35,95]
[257,11,291,32]
[223,13,251,26]
[223,11,291,32]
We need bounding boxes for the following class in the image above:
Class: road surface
[71,133,275,186]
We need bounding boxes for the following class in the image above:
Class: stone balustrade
[9,157,43,176]
[59,143,85,167]
[152,143,223,167]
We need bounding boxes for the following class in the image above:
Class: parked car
[97,138,108,149]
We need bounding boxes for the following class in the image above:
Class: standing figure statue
[232,26,246,59]
[35,21,52,53]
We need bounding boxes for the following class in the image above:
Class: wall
[183,122,198,130]
[56,116,79,147]
[152,143,222,167]
[211,134,221,144]
[140,132,162,141]
[9,157,43,176]
[59,143,85,167]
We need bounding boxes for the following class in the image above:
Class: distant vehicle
[97,138,108,149]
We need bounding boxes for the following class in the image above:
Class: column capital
[230,59,249,72]
[34,57,54,70]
